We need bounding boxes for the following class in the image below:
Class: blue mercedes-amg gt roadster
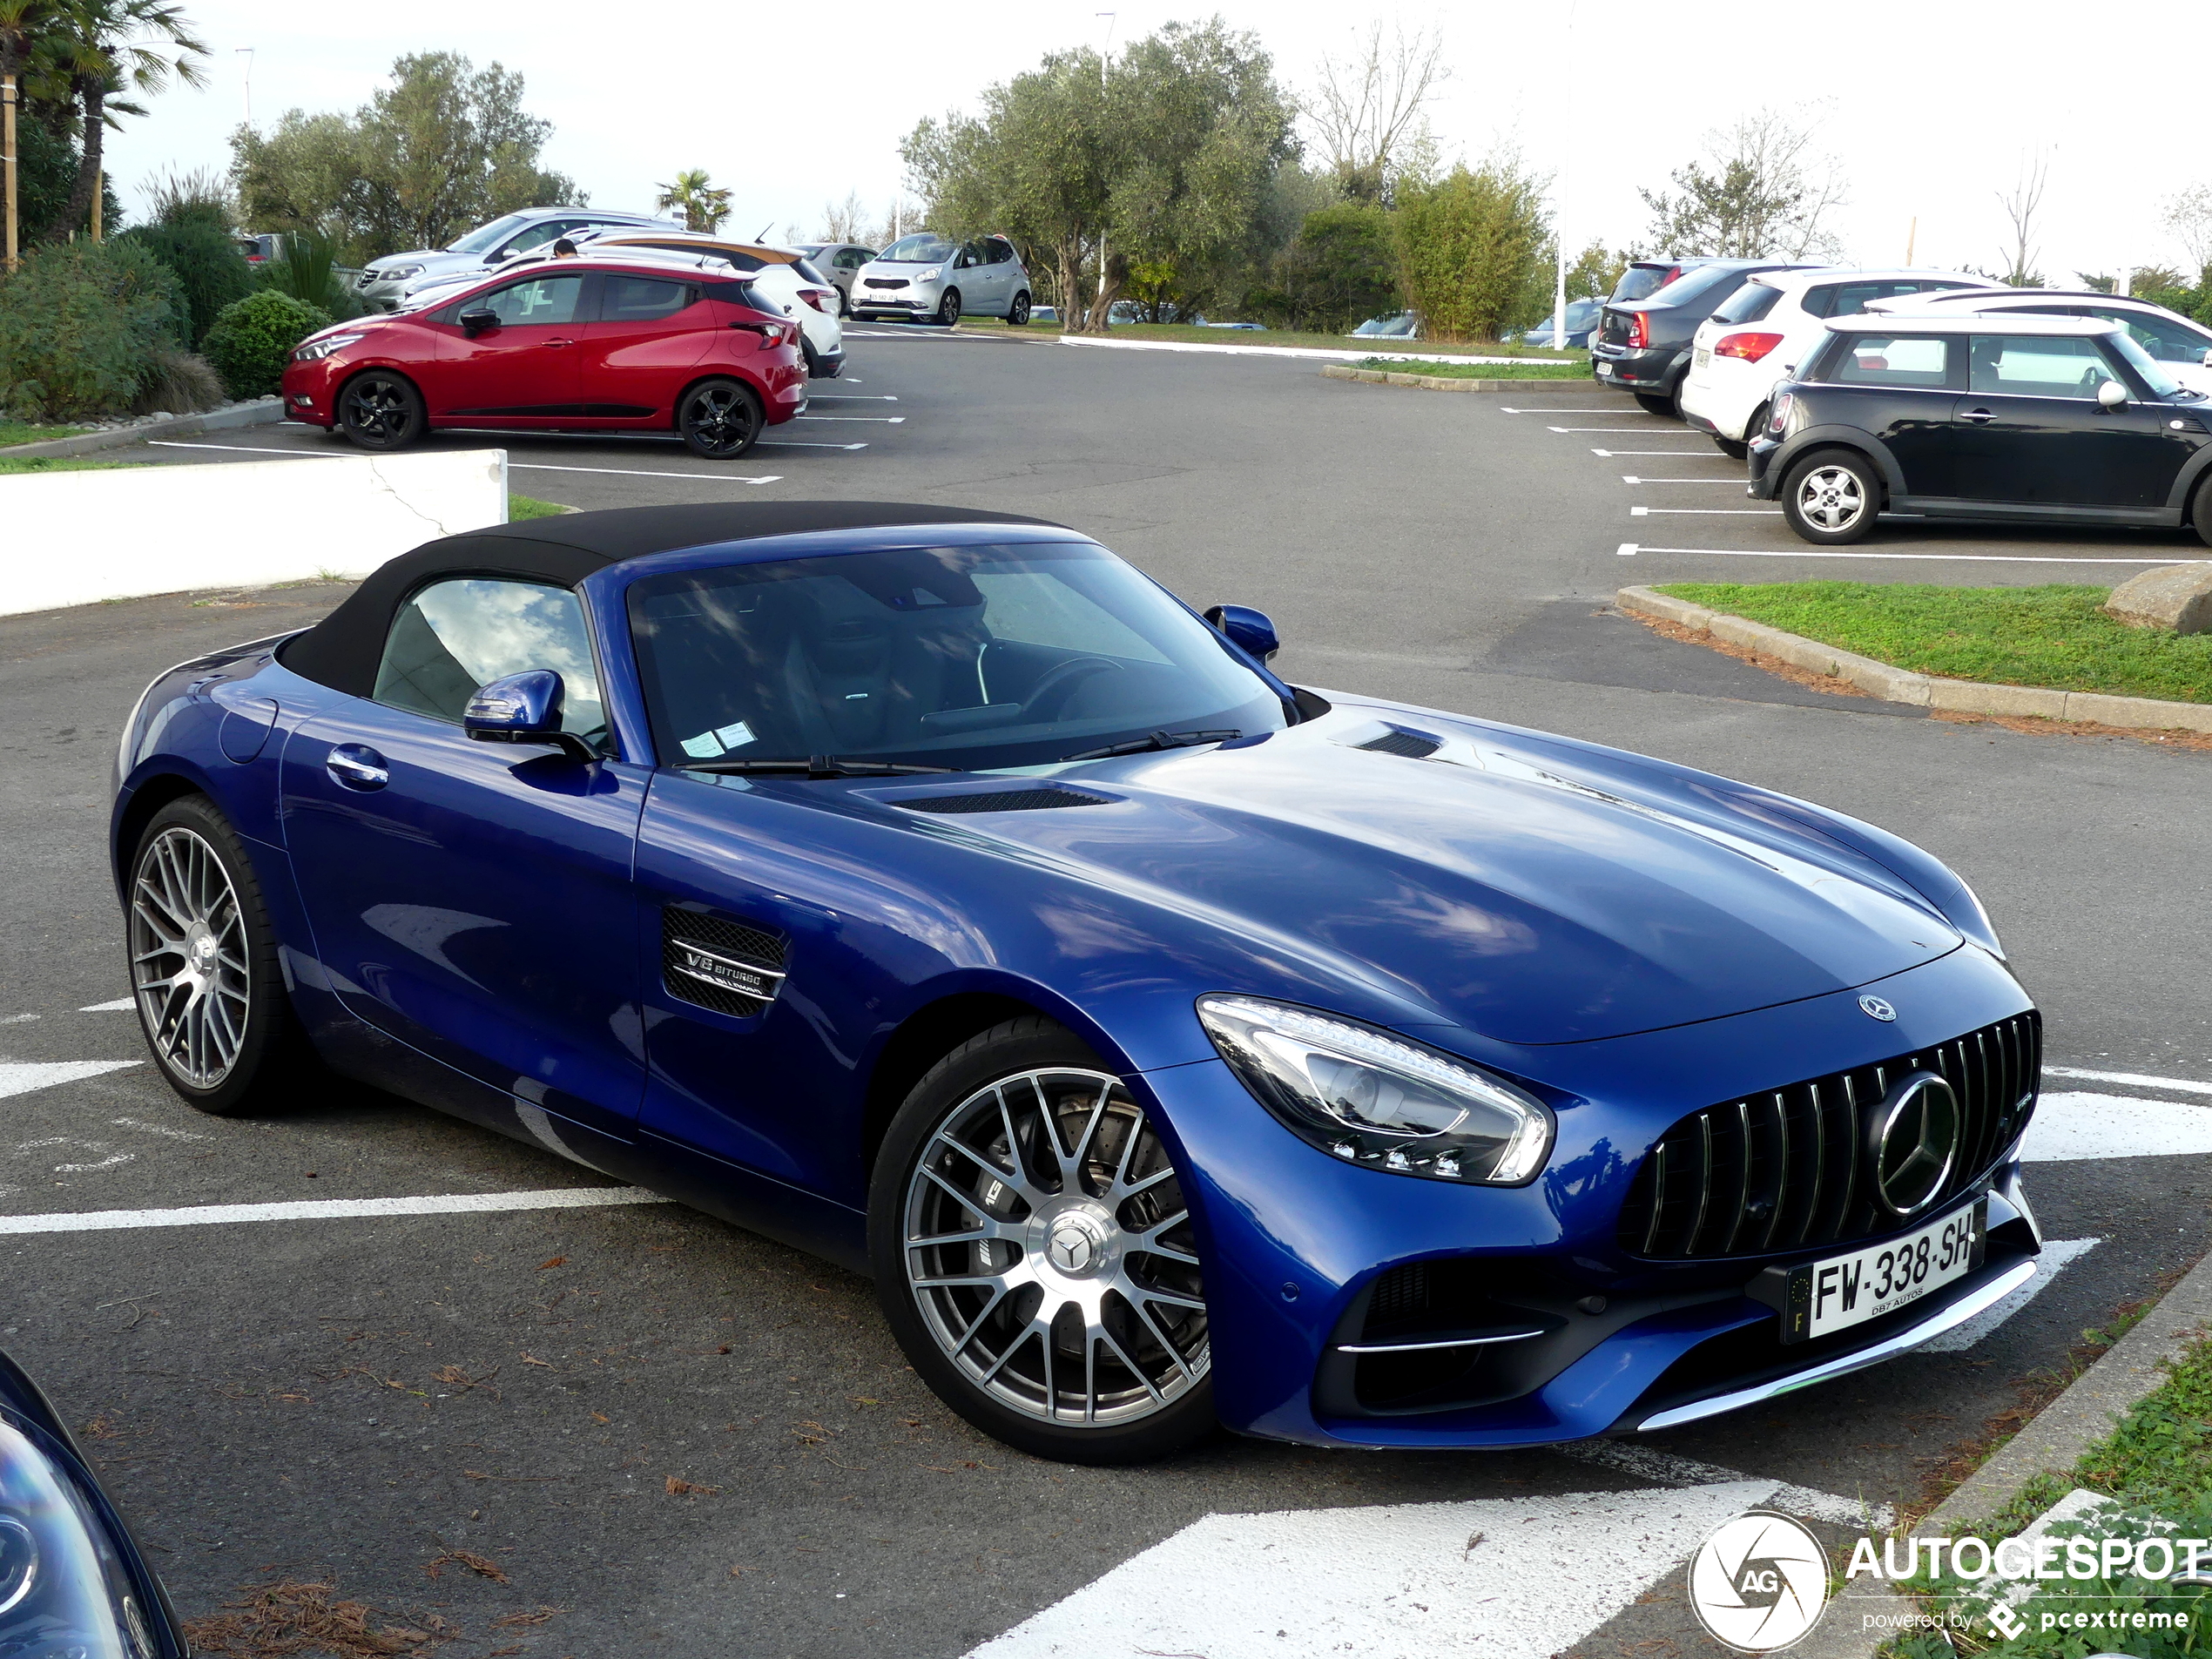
[111,502,2043,1463]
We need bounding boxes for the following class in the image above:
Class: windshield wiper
[1061,728,1241,762]
[678,755,955,778]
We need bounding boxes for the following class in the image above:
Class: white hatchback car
[1863,288,2212,396]
[850,233,1032,327]
[1682,269,2000,455]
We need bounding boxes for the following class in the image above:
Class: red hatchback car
[280,254,808,459]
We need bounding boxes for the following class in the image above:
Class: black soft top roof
[279,501,1064,698]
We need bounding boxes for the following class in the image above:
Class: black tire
[801,337,822,378]
[837,287,853,319]
[126,795,314,1116]
[336,370,424,451]
[2193,475,2212,549]
[1714,435,1750,461]
[677,378,763,459]
[868,1016,1217,1466]
[1780,448,1881,545]
[1635,392,1676,418]
[936,288,961,327]
[1008,290,1032,327]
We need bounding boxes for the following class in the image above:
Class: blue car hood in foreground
[916,707,1964,1047]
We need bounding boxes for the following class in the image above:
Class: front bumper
[1138,941,2036,1449]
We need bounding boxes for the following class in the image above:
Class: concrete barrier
[0,448,507,617]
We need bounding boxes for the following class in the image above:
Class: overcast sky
[106,0,2210,284]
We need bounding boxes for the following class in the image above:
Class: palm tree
[656,168,732,235]
[55,0,208,241]
[0,0,72,267]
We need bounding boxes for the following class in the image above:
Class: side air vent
[1359,730,1441,759]
[662,907,787,1018]
[897,787,1112,815]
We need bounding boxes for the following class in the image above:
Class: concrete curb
[1,399,285,461]
[1616,585,2212,735]
[1919,1242,2212,1532]
[1321,362,1594,395]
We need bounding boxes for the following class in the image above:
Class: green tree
[118,216,250,343]
[50,0,207,242]
[1394,158,1549,343]
[232,52,580,266]
[1,0,74,266]
[1638,111,1845,260]
[0,237,183,415]
[1565,239,1624,301]
[656,168,731,234]
[904,20,1295,333]
[1247,200,1398,331]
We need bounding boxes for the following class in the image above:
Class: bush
[1247,202,1399,333]
[132,349,227,416]
[118,219,259,347]
[1394,161,1549,343]
[0,241,185,420]
[202,291,333,400]
[254,231,367,320]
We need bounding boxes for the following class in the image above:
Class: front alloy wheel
[337,372,423,451]
[678,379,762,459]
[872,1020,1214,1463]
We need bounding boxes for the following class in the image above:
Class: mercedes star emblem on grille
[1867,1070,1961,1218]
[1858,994,1897,1022]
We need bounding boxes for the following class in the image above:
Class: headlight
[1197,995,1554,1184]
[0,1418,159,1656]
[915,266,941,281]
[291,333,366,363]
[376,263,423,281]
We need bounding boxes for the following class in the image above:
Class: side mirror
[1204,604,1280,664]
[464,670,595,761]
[2201,347,2212,368]
[2098,380,2130,410]
[487,247,513,263]
[460,308,498,336]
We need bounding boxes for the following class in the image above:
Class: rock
[2104,563,2212,635]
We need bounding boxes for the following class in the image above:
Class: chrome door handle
[326,744,389,790]
[1958,408,1994,425]
[543,338,574,347]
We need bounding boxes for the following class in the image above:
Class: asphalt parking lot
[5,326,2211,1657]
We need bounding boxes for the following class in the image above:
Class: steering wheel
[1020,656,1121,721]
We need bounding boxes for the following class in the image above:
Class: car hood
[896,709,1965,1046]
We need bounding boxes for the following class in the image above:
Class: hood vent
[1359,729,1442,759]
[898,786,1112,815]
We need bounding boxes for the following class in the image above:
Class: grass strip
[0,455,132,475]
[1889,1331,2212,1659]
[965,316,1587,359]
[0,420,96,448]
[507,494,570,521]
[1658,580,2212,705]
[1358,356,1588,380]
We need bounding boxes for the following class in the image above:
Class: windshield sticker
[680,720,757,759]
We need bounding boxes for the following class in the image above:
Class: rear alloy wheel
[1782,448,1880,545]
[1008,290,1032,327]
[936,288,962,327]
[336,371,424,451]
[128,796,311,1115]
[678,378,763,459]
[870,1018,1214,1465]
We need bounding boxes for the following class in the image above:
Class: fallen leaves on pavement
[185,1579,447,1656]
[422,1549,508,1583]
[664,1475,721,1497]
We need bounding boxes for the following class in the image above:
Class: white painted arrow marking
[966,1481,1776,1659]
[2022,1092,2212,1161]
[78,999,134,1012]
[0,1062,140,1101]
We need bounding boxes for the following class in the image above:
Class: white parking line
[807,395,898,401]
[2045,1066,2212,1096]
[1631,506,1781,516]
[1621,475,1747,484]
[146,442,784,484]
[2025,1092,2212,1160]
[1920,1238,2100,1352]
[1550,426,1679,433]
[1501,407,1654,415]
[0,1187,671,1236]
[755,440,868,450]
[797,415,904,422]
[78,998,133,1012]
[1591,448,1717,456]
[0,1062,139,1101]
[1615,543,2193,565]
[966,1481,1776,1659]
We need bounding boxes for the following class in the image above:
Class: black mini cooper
[1749,314,2212,545]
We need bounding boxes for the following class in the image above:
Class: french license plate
[1777,1199,1986,1344]
[1595,361,1613,377]
[1695,347,1712,368]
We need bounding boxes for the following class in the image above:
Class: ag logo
[1687,1512,1830,1652]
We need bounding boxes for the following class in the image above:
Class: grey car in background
[354,206,681,310]
[850,232,1032,326]
[792,242,879,315]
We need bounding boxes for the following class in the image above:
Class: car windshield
[447,212,536,255]
[2107,330,2188,399]
[626,540,1290,772]
[880,234,956,263]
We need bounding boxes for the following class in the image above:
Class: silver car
[792,242,879,315]
[354,206,681,311]
[849,232,1032,326]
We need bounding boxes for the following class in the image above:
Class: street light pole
[236,47,253,129]
[1095,10,1115,333]
[1550,3,1576,350]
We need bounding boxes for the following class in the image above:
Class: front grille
[865,278,908,290]
[1358,730,1441,759]
[1616,1010,2040,1260]
[897,787,1110,814]
[662,907,787,1018]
